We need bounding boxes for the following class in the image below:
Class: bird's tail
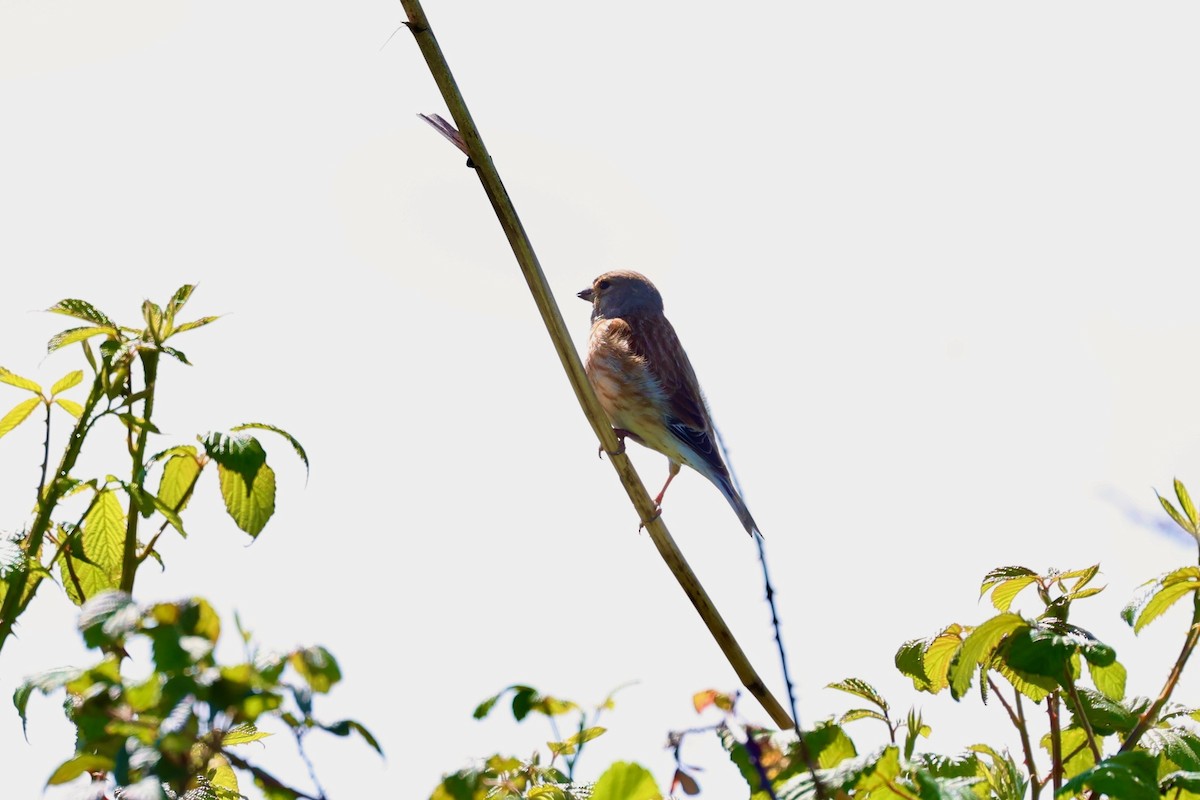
[714,473,761,538]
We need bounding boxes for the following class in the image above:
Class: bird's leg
[597,428,632,459]
[653,462,682,507]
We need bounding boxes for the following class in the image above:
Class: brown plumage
[578,270,760,537]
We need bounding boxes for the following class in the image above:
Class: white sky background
[2,1,1200,798]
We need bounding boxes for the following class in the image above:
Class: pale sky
[3,2,1200,798]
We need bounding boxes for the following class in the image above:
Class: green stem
[119,350,159,594]
[0,371,105,654]
[38,400,51,499]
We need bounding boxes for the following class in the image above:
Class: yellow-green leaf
[61,490,125,605]
[47,325,115,353]
[173,316,220,335]
[923,624,965,694]
[218,461,276,538]
[0,397,41,439]
[950,614,1028,699]
[222,723,272,746]
[990,576,1037,612]
[158,449,202,516]
[54,398,84,419]
[1157,491,1197,535]
[591,762,662,800]
[0,366,42,394]
[1089,659,1127,701]
[47,754,114,786]
[50,370,83,397]
[1126,568,1200,633]
[1177,479,1199,529]
[205,753,238,796]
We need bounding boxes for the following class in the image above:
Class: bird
[578,270,760,537]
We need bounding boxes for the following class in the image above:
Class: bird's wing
[624,314,729,479]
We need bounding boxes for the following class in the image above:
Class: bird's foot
[598,428,631,459]
[637,505,663,533]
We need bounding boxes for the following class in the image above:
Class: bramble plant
[431,481,1200,799]
[1,287,378,798]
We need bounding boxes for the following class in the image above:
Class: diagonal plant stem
[397,0,796,734]
[1119,591,1200,754]
[987,677,1040,799]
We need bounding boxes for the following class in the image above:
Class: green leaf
[319,719,384,756]
[980,566,1037,596]
[1088,659,1127,701]
[1177,479,1199,529]
[840,708,889,725]
[222,723,272,746]
[231,422,310,479]
[0,397,41,439]
[988,576,1037,613]
[46,325,115,353]
[14,666,83,738]
[218,461,276,538]
[1142,727,1200,772]
[46,753,114,786]
[1122,567,1200,633]
[48,298,117,328]
[998,626,1074,681]
[1041,726,1096,780]
[1162,771,1200,794]
[290,646,341,693]
[590,761,662,800]
[54,398,84,418]
[160,346,191,365]
[912,770,980,800]
[165,285,195,326]
[949,614,1028,699]
[61,490,126,605]
[1068,687,1138,736]
[202,432,267,488]
[548,725,606,755]
[50,370,83,397]
[158,446,202,515]
[173,315,220,335]
[142,300,164,340]
[77,591,139,649]
[1157,490,1197,536]
[827,677,889,713]
[1057,750,1159,800]
[0,366,42,394]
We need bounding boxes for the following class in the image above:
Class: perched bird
[578,270,760,537]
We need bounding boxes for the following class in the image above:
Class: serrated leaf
[1088,659,1126,701]
[1063,564,1101,592]
[1162,770,1200,794]
[950,614,1028,699]
[14,666,83,738]
[1058,750,1159,800]
[841,708,889,725]
[1142,727,1200,772]
[923,626,965,694]
[61,489,125,605]
[590,761,661,800]
[1178,480,1199,528]
[989,577,1037,613]
[54,398,84,418]
[160,346,191,365]
[202,432,267,489]
[218,461,276,538]
[173,316,220,335]
[980,567,1038,596]
[0,366,42,394]
[1158,491,1197,536]
[48,298,117,328]
[0,397,41,439]
[158,447,202,516]
[46,326,115,353]
[1123,567,1200,633]
[828,677,889,713]
[230,422,310,479]
[50,370,83,397]
[1041,726,1096,781]
[222,723,272,746]
[1069,687,1138,735]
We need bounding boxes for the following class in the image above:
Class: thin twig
[397,0,794,731]
[292,728,330,800]
[1060,667,1102,760]
[223,749,324,800]
[987,677,1040,798]
[1046,693,1063,793]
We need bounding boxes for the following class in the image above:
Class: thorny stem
[397,0,796,733]
[38,401,51,500]
[988,677,1040,799]
[754,531,825,798]
[0,371,105,654]
[1047,692,1063,793]
[1119,591,1200,753]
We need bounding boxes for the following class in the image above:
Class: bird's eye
[597,279,611,290]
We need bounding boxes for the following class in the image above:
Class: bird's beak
[577,287,594,302]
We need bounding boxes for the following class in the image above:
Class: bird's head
[577,270,664,321]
